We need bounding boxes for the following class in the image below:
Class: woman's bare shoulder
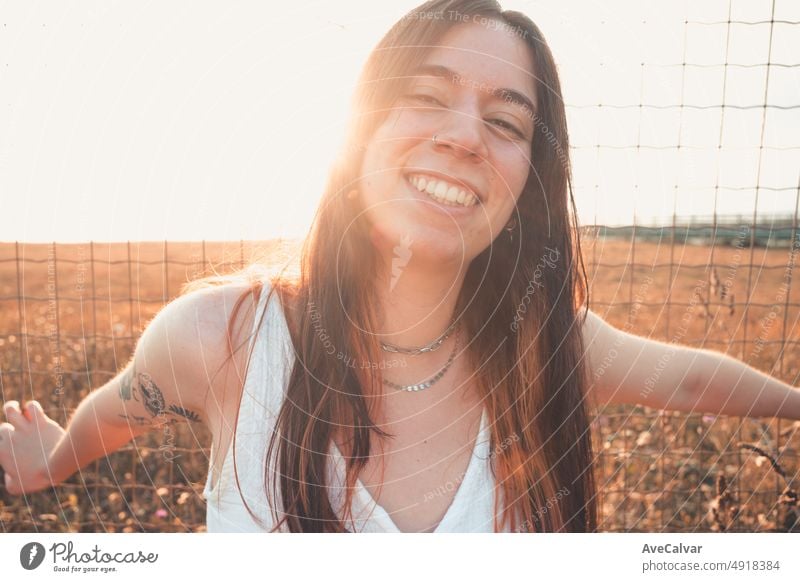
[155,281,264,408]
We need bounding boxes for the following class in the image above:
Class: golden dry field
[0,236,798,532]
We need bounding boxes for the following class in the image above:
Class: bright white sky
[1,0,798,242]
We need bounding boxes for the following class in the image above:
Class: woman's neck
[374,255,467,352]
[350,241,475,403]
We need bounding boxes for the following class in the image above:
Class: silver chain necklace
[382,325,460,393]
[380,317,459,356]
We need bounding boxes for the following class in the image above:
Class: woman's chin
[367,221,471,266]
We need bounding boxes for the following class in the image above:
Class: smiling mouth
[406,173,481,208]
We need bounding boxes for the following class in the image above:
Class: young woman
[1,0,799,533]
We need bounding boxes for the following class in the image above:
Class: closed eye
[407,93,445,107]
[487,118,524,139]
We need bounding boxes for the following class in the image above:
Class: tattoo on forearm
[118,364,202,424]
[138,372,166,417]
[168,405,201,423]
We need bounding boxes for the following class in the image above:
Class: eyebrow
[412,63,536,119]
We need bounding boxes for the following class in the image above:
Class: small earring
[505,219,517,243]
[432,134,439,146]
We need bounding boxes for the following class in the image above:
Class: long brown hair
[187,0,595,532]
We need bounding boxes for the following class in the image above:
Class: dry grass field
[584,233,800,532]
[0,235,798,532]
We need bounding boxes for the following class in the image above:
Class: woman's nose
[432,109,489,162]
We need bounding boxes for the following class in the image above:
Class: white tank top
[202,279,506,532]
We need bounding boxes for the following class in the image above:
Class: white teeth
[407,174,479,207]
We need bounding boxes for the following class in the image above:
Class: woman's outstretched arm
[670,346,800,419]
[0,284,251,495]
[582,308,800,420]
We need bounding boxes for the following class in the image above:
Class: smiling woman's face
[358,20,537,267]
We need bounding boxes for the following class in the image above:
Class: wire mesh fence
[0,231,798,532]
[572,1,800,531]
[0,240,273,532]
[1,3,799,532]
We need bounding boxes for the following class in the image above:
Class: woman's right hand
[0,400,66,495]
